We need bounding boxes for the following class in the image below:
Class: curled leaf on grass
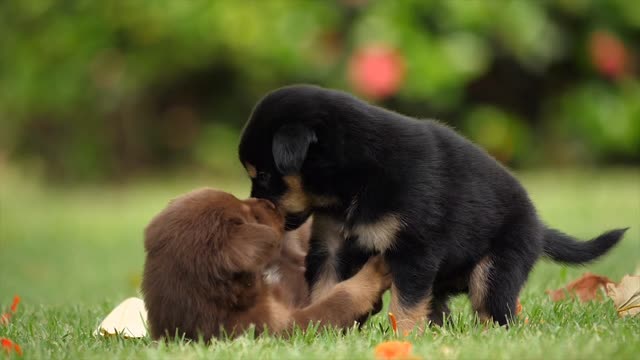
[1,338,23,356]
[606,275,640,317]
[374,341,421,360]
[546,272,613,302]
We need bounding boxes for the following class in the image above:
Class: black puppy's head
[238,85,339,230]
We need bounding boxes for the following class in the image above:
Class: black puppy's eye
[256,171,270,185]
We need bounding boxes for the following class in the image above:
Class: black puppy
[238,84,626,332]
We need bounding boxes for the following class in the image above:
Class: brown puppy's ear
[272,123,317,175]
[225,223,282,272]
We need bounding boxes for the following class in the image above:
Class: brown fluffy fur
[141,188,390,341]
[264,219,312,308]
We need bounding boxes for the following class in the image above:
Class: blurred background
[0,0,638,304]
[1,0,639,181]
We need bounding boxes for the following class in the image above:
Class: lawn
[1,166,639,359]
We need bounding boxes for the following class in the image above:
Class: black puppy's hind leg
[469,220,541,326]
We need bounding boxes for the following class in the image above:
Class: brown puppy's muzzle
[244,198,285,233]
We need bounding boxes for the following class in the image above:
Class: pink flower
[348,44,406,100]
[589,31,631,79]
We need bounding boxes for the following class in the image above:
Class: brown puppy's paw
[358,255,392,293]
[346,256,390,325]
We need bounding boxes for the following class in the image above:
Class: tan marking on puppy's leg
[388,284,431,335]
[352,214,405,252]
[469,256,493,321]
[309,215,345,302]
[245,163,257,178]
[281,175,310,213]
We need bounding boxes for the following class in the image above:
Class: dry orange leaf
[374,341,420,360]
[606,275,640,317]
[1,295,21,326]
[1,338,22,356]
[516,299,523,315]
[388,312,398,334]
[546,272,613,302]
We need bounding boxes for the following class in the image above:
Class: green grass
[1,166,639,359]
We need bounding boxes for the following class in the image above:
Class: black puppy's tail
[542,227,628,264]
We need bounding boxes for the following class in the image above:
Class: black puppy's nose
[250,187,273,202]
[284,212,311,231]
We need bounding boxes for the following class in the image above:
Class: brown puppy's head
[142,188,286,340]
[144,188,285,278]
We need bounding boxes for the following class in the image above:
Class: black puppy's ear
[272,123,317,174]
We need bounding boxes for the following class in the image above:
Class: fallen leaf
[94,297,148,338]
[546,272,613,302]
[374,341,420,360]
[388,312,398,334]
[1,338,22,356]
[516,299,523,315]
[9,296,20,313]
[1,295,21,326]
[606,275,640,317]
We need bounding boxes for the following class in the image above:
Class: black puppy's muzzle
[284,211,312,231]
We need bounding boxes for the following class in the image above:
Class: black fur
[272,123,317,174]
[543,228,628,264]
[238,84,627,326]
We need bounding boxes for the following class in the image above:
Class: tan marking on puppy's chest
[263,266,281,285]
[350,214,405,252]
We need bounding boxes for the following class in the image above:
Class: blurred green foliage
[0,0,638,181]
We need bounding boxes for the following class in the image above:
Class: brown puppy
[264,218,312,308]
[141,188,390,341]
